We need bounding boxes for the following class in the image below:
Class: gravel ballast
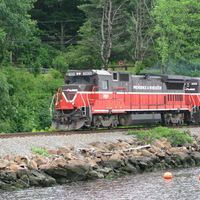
[0,131,135,157]
[0,128,198,157]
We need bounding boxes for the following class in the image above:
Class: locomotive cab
[64,71,99,92]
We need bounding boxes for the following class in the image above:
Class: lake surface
[1,167,200,200]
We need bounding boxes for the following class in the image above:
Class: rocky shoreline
[1,131,200,191]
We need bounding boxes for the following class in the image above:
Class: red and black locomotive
[51,70,200,130]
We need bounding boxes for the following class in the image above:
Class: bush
[0,67,63,133]
[125,126,193,147]
[31,147,50,157]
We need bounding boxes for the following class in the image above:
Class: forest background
[0,0,200,133]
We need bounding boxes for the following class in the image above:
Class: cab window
[102,80,108,89]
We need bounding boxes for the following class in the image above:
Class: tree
[152,0,200,73]
[65,20,103,70]
[0,0,36,66]
[125,0,158,66]
[79,0,129,70]
[29,0,86,50]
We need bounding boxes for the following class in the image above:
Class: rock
[120,163,138,173]
[39,163,57,170]
[9,165,27,173]
[63,153,75,160]
[29,170,57,187]
[151,139,166,149]
[115,142,129,151]
[57,147,71,154]
[109,153,122,161]
[88,142,110,152]
[14,156,28,165]
[48,149,58,155]
[141,149,153,157]
[16,179,29,188]
[0,163,7,170]
[32,155,48,166]
[167,147,188,155]
[86,170,104,179]
[0,180,10,190]
[104,142,116,151]
[100,155,109,163]
[190,152,200,165]
[28,160,38,170]
[51,157,66,168]
[96,167,113,174]
[64,166,87,182]
[86,158,99,168]
[129,150,142,157]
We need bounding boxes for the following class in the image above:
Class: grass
[31,147,51,157]
[125,126,193,147]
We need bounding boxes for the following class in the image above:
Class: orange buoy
[198,175,200,180]
[164,172,172,179]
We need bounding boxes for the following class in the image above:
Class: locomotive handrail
[49,94,55,117]
[92,86,99,92]
[112,87,128,92]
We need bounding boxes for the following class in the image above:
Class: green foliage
[0,0,37,65]
[52,55,68,75]
[47,68,63,79]
[132,61,147,75]
[31,147,50,157]
[0,71,12,118]
[29,0,86,50]
[0,67,63,133]
[167,59,200,77]
[152,0,200,72]
[32,126,57,133]
[125,126,193,147]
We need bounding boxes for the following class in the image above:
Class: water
[1,167,200,200]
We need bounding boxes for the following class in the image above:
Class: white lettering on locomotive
[185,88,195,91]
[133,85,162,90]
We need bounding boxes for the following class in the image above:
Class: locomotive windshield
[65,76,90,84]
[72,76,90,84]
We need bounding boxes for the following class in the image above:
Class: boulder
[120,163,138,173]
[151,139,166,149]
[29,170,57,187]
[50,157,66,168]
[86,170,104,179]
[9,164,28,173]
[0,163,7,170]
[32,155,48,167]
[57,147,71,154]
[28,160,38,170]
[48,149,58,155]
[14,156,29,165]
[141,149,154,157]
[88,142,110,152]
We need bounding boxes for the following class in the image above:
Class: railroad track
[0,124,198,139]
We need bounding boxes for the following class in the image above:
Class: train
[51,70,200,130]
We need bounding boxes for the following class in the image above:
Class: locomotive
[51,70,200,130]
